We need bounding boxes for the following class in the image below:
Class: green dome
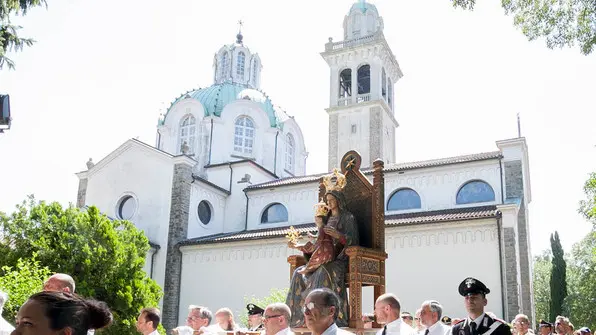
[160,82,279,128]
[349,1,378,14]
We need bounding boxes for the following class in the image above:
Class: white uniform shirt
[425,321,451,335]
[275,327,295,335]
[376,318,416,335]
[322,323,357,335]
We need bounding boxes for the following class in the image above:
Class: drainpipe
[244,189,249,231]
[499,157,505,203]
[496,213,506,319]
[150,248,158,279]
[273,131,280,175]
[208,118,214,165]
[156,129,162,150]
[228,163,233,193]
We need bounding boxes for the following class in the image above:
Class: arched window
[261,203,288,223]
[357,64,370,95]
[381,68,387,100]
[237,52,245,77]
[456,180,495,204]
[178,114,196,154]
[339,68,352,99]
[221,52,230,79]
[234,116,254,155]
[285,133,295,173]
[387,188,421,211]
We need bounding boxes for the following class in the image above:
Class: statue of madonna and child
[285,168,359,328]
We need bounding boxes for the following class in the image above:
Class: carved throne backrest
[318,150,385,251]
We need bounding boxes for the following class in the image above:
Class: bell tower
[322,1,403,170]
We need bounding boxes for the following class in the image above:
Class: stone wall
[76,177,88,208]
[162,162,193,331]
[503,226,520,321]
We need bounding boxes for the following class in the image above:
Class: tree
[565,231,596,330]
[240,288,289,327]
[452,0,596,55]
[0,256,51,323]
[579,172,596,228]
[0,0,46,70]
[532,250,552,323]
[0,196,162,335]
[549,231,567,321]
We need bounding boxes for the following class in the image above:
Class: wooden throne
[287,150,388,329]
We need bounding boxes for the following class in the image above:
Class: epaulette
[454,319,465,325]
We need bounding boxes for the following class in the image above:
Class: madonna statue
[285,174,359,328]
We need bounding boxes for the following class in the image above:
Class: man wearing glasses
[451,277,510,335]
[262,303,294,335]
[172,305,213,335]
[303,288,355,335]
[512,314,531,335]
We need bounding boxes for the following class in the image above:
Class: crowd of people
[0,274,591,335]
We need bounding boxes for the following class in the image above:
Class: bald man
[43,273,76,293]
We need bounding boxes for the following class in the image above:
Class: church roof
[160,82,291,129]
[244,150,503,190]
[179,205,499,246]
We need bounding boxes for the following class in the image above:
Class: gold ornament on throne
[323,168,347,192]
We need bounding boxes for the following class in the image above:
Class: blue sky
[1,0,594,255]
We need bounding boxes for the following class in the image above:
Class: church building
[75,1,534,331]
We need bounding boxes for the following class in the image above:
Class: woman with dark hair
[11,291,112,335]
[286,186,359,328]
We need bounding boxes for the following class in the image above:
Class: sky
[1,0,594,255]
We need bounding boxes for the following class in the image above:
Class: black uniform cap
[247,303,264,316]
[539,320,553,328]
[442,316,452,324]
[458,277,490,296]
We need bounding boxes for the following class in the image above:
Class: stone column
[498,202,522,321]
[162,156,195,331]
[75,171,88,208]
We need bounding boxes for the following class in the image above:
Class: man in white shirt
[263,303,294,335]
[303,288,355,335]
[374,293,415,335]
[136,307,161,335]
[0,291,14,335]
[172,305,213,335]
[419,300,451,335]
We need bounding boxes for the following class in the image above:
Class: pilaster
[75,171,88,208]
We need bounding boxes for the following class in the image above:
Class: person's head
[579,328,591,335]
[539,320,553,335]
[263,303,291,335]
[374,293,401,325]
[513,314,530,334]
[186,305,212,330]
[43,274,76,294]
[215,308,235,331]
[420,300,442,327]
[247,304,264,328]
[136,307,160,335]
[414,309,422,328]
[304,288,340,334]
[325,190,346,213]
[458,278,489,316]
[555,316,570,334]
[12,291,112,335]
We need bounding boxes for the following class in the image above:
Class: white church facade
[74,1,534,331]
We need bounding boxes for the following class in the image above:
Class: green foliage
[0,0,47,70]
[579,172,596,228]
[452,0,596,55]
[532,250,551,323]
[0,256,51,323]
[566,231,596,329]
[0,196,162,335]
[549,231,567,321]
[240,288,289,327]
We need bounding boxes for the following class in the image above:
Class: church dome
[160,82,279,128]
[349,1,378,15]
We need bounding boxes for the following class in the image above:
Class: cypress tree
[549,231,567,321]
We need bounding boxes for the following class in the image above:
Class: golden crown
[323,168,347,192]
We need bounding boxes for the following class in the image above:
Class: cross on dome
[236,20,244,44]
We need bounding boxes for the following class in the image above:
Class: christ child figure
[297,201,337,275]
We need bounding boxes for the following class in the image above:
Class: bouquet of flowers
[285,226,301,244]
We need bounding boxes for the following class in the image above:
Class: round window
[198,200,211,225]
[117,195,137,220]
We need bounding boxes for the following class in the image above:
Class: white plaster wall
[278,119,307,178]
[177,218,504,327]
[246,182,320,230]
[336,107,371,167]
[205,162,279,234]
[84,141,173,299]
[187,183,228,238]
[158,99,207,156]
[384,160,502,215]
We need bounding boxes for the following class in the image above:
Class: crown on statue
[323,168,347,192]
[313,199,329,217]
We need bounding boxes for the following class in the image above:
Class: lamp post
[0,94,11,133]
